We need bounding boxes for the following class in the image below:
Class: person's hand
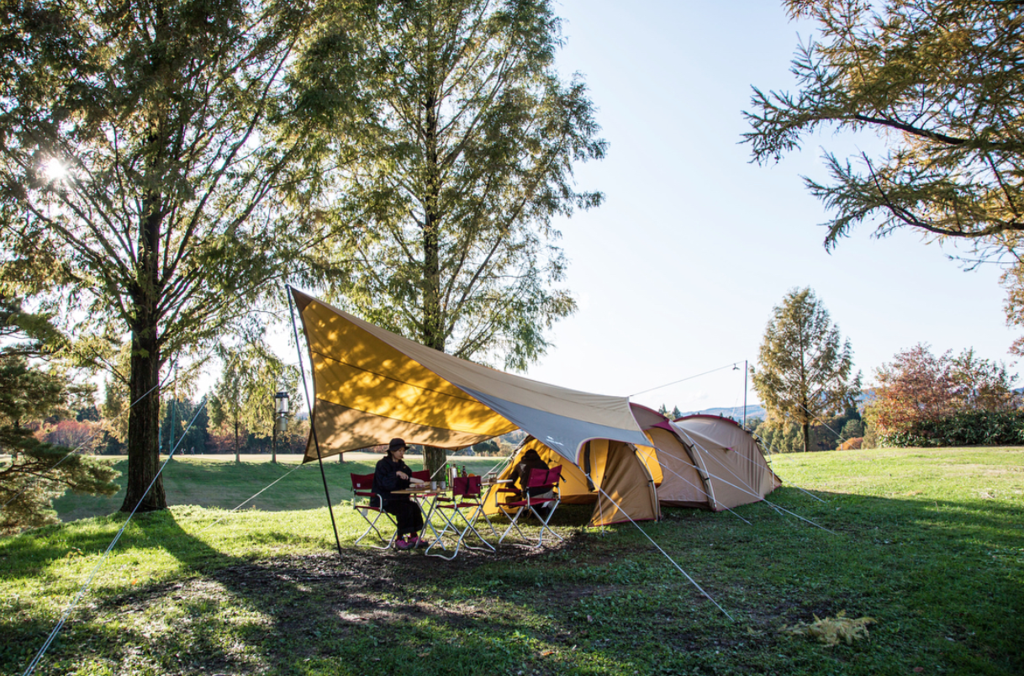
[396,471,409,480]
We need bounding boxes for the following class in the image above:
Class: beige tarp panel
[670,417,782,511]
[642,427,711,508]
[483,437,660,526]
[293,290,651,463]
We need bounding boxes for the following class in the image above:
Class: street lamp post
[273,391,289,464]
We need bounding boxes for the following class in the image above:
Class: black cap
[387,438,407,453]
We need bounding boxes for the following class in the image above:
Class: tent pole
[287,285,344,559]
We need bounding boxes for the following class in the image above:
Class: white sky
[513,0,1017,413]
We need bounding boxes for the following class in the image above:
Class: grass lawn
[1,447,1022,675]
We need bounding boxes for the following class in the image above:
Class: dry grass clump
[784,611,875,647]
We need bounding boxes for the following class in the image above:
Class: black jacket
[373,456,412,502]
[515,452,550,497]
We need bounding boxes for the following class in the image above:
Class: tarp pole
[287,285,344,559]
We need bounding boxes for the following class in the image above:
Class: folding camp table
[426,476,501,560]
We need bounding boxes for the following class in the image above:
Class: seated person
[513,449,553,519]
[372,438,428,550]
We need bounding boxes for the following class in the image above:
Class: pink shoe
[395,538,413,550]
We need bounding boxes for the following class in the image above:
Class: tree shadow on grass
[3,507,636,675]
[4,487,1023,676]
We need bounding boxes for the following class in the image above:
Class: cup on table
[431,480,437,490]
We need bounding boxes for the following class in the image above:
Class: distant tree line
[750,289,1021,453]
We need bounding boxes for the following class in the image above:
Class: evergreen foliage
[0,298,118,534]
[752,288,861,452]
[0,0,326,512]
[744,0,1024,253]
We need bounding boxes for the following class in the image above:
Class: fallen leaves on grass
[784,611,875,647]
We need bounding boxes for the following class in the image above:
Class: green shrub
[880,410,1024,447]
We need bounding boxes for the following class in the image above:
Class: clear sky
[516,0,1018,413]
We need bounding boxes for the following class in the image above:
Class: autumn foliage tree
[868,344,1020,442]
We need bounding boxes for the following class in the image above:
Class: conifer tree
[752,288,861,453]
[297,0,604,477]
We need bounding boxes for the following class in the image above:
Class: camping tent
[629,405,782,511]
[290,289,651,464]
[291,290,774,526]
[482,407,780,525]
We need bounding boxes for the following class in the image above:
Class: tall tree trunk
[120,203,166,513]
[421,87,448,481]
[234,418,240,463]
[802,421,811,453]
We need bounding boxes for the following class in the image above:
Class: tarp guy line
[671,429,835,535]
[652,457,752,525]
[582,471,734,621]
[629,361,743,398]
[22,397,207,676]
[197,462,311,534]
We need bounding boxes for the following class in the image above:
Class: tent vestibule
[482,437,661,527]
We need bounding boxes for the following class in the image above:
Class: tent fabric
[482,437,660,526]
[639,427,710,508]
[670,416,782,510]
[292,290,651,463]
[629,405,781,512]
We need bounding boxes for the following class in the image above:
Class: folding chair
[411,469,431,483]
[498,466,563,548]
[427,475,499,560]
[350,473,397,549]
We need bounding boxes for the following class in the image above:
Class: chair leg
[355,508,397,550]
[532,502,564,547]
[498,504,531,545]
[455,504,496,552]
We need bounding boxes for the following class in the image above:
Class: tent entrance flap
[483,437,660,527]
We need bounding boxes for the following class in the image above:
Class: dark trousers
[375,496,423,537]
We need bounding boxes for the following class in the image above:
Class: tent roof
[293,289,650,463]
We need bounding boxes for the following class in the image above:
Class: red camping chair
[350,473,397,549]
[498,465,563,548]
[411,470,431,483]
[427,475,499,560]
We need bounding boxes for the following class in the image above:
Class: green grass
[2,447,1022,675]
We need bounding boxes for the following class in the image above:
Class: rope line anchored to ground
[21,397,207,676]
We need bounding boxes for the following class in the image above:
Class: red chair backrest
[526,465,562,490]
[351,473,375,494]
[452,475,482,498]
[545,465,562,489]
[411,470,431,482]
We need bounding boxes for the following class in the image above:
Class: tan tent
[630,405,781,511]
[481,436,662,527]
[290,289,651,465]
